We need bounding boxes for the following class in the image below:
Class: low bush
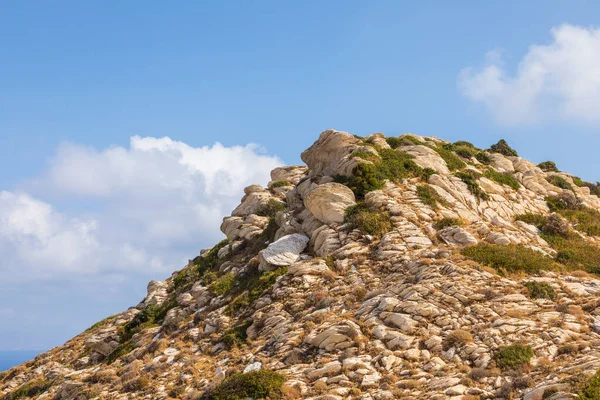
[514,213,547,228]
[255,199,286,217]
[582,181,600,197]
[434,217,463,230]
[270,180,291,188]
[345,204,393,238]
[462,243,561,275]
[547,175,574,192]
[559,207,600,237]
[523,281,555,300]
[543,234,600,275]
[416,184,448,209]
[209,370,286,400]
[572,176,585,186]
[431,145,466,171]
[4,380,51,400]
[483,169,521,190]
[385,136,404,148]
[488,139,518,157]
[546,192,580,211]
[211,272,236,296]
[475,151,492,165]
[577,369,600,400]
[335,148,422,199]
[221,319,253,349]
[493,344,534,370]
[195,239,230,276]
[455,171,489,200]
[538,161,559,172]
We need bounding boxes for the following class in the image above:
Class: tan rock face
[304,182,356,224]
[300,129,362,177]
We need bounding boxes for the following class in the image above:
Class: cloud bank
[0,137,283,282]
[459,24,600,125]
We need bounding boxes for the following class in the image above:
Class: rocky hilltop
[4,130,600,400]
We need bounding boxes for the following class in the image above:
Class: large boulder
[304,182,356,224]
[261,233,309,267]
[301,130,362,177]
[400,145,449,175]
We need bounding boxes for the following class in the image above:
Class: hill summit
[4,130,600,400]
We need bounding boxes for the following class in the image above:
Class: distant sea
[0,350,42,371]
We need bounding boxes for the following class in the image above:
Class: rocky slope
[3,130,600,400]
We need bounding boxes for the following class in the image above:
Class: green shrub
[255,199,286,217]
[523,281,556,300]
[195,239,230,276]
[455,171,489,200]
[434,217,463,230]
[270,180,291,188]
[475,151,492,165]
[462,243,561,275]
[541,214,571,237]
[514,213,547,228]
[546,192,580,211]
[211,272,236,296]
[543,234,600,274]
[453,140,478,149]
[558,207,600,236]
[420,167,437,181]
[345,203,393,238]
[578,369,600,400]
[455,147,476,159]
[416,184,448,209]
[538,161,559,172]
[350,150,380,162]
[221,319,253,349]
[398,134,425,145]
[431,145,466,171]
[5,380,51,400]
[493,344,534,370]
[483,169,521,190]
[335,148,422,198]
[385,136,403,148]
[572,176,585,186]
[227,266,287,316]
[209,370,286,400]
[488,139,518,157]
[547,175,574,192]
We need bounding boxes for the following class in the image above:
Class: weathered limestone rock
[301,130,362,177]
[439,226,478,246]
[288,258,331,276]
[401,145,449,174]
[84,327,120,357]
[260,233,309,267]
[304,182,356,224]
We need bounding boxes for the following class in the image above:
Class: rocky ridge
[3,130,600,399]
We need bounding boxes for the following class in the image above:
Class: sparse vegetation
[475,151,492,165]
[211,272,236,296]
[488,139,518,157]
[558,207,600,236]
[547,175,574,192]
[255,199,286,217]
[538,161,558,172]
[514,213,547,228]
[523,281,555,300]
[416,184,448,209]
[434,217,463,230]
[577,369,600,400]
[456,170,489,200]
[493,344,534,370]
[543,234,600,275]
[462,243,560,275]
[445,329,474,349]
[208,370,286,400]
[335,147,422,198]
[546,192,580,211]
[344,203,393,237]
[4,380,51,400]
[483,169,521,190]
[221,319,253,349]
[270,180,291,188]
[431,144,466,171]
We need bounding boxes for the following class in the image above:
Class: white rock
[261,233,309,266]
[243,362,262,373]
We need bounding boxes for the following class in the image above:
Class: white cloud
[0,137,283,282]
[459,24,600,125]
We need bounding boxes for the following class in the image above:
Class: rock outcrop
[4,129,600,400]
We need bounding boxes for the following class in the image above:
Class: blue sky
[1,1,600,352]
